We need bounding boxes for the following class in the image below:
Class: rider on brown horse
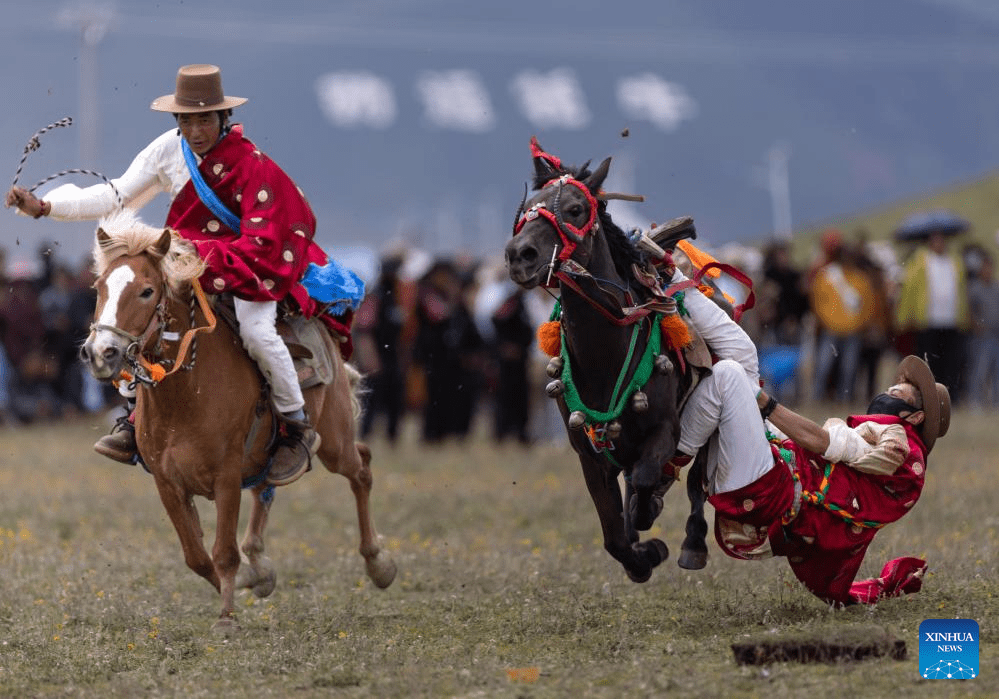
[6,65,332,486]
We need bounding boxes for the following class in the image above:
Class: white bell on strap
[546,356,564,378]
[546,379,565,398]
[568,411,586,429]
[606,421,622,439]
[631,391,649,412]
[655,354,674,374]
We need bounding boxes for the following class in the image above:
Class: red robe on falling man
[710,413,929,606]
[166,124,352,351]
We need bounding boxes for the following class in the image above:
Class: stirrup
[266,424,321,487]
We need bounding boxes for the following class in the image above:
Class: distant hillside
[791,170,999,266]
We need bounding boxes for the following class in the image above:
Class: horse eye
[140,287,155,299]
[568,204,585,217]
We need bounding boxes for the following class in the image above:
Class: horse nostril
[79,346,90,362]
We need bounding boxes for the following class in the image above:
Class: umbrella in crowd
[893,209,969,241]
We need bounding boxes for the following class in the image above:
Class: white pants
[234,298,304,414]
[677,359,775,495]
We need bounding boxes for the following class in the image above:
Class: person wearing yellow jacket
[895,230,968,400]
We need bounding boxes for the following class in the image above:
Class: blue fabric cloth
[181,138,242,234]
[301,259,366,315]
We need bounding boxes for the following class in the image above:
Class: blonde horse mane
[92,210,205,298]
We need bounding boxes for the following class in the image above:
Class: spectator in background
[852,233,894,400]
[489,285,534,444]
[0,262,60,422]
[808,229,871,404]
[966,253,999,409]
[38,263,81,414]
[760,241,809,346]
[756,241,809,403]
[0,247,14,424]
[413,259,484,443]
[895,229,968,401]
[356,254,408,445]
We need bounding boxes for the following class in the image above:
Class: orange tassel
[147,363,167,383]
[677,240,721,278]
[697,284,715,298]
[537,321,562,357]
[660,313,692,350]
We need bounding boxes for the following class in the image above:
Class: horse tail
[344,362,365,423]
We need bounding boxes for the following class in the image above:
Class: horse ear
[154,229,172,257]
[531,136,562,180]
[97,227,110,245]
[583,156,612,193]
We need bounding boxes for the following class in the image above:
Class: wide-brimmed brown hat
[150,64,247,113]
[895,355,951,453]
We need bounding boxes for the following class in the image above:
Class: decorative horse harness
[512,170,754,459]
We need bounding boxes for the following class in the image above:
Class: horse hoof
[211,615,241,635]
[365,551,397,589]
[235,559,277,598]
[252,569,277,598]
[678,548,708,570]
[647,537,670,566]
[624,538,669,583]
[626,565,653,584]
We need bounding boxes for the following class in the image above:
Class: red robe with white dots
[166,124,328,317]
[709,414,930,606]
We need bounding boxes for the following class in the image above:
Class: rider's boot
[94,403,138,464]
[266,409,321,487]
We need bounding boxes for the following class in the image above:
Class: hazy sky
[3,0,999,271]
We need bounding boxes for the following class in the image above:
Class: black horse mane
[531,161,647,282]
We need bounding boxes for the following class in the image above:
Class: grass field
[0,407,996,698]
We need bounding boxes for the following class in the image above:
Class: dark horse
[505,138,708,583]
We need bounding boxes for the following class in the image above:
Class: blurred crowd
[0,243,115,426]
[2,212,996,440]
[752,217,996,411]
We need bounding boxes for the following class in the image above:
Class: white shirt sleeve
[821,417,910,475]
[43,129,186,221]
[671,268,760,385]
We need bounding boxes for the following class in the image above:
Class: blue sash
[301,260,365,315]
[181,138,242,234]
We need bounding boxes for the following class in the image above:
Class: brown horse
[79,212,396,632]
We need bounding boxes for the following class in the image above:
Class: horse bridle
[90,280,169,385]
[92,277,217,386]
[513,174,600,267]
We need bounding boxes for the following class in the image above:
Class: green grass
[0,409,996,698]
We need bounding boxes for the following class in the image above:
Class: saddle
[213,296,335,390]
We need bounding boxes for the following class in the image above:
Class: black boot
[266,414,321,487]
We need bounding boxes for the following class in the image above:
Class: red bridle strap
[513,175,600,262]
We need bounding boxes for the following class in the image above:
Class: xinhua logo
[919,619,979,679]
